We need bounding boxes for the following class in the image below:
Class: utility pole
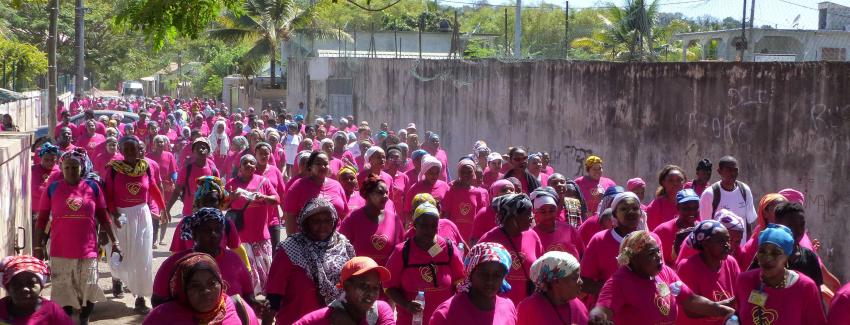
[74,0,85,94]
[177,51,183,98]
[565,0,570,58]
[504,9,508,54]
[48,0,59,139]
[749,0,756,28]
[514,0,522,58]
[738,0,748,61]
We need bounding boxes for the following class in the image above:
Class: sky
[439,0,850,30]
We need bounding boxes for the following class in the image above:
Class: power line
[437,0,706,10]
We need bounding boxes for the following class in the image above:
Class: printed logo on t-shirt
[546,243,567,253]
[89,142,97,149]
[371,234,388,251]
[127,182,142,195]
[459,203,472,216]
[655,293,672,316]
[66,197,83,211]
[509,251,524,270]
[419,266,434,283]
[751,306,778,325]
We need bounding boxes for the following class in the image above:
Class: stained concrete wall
[288,58,850,279]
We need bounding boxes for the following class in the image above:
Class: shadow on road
[90,300,143,323]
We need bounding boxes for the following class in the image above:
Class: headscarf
[778,188,805,205]
[584,155,602,170]
[254,141,273,152]
[457,157,476,172]
[487,152,503,163]
[758,224,794,257]
[530,186,558,210]
[410,149,428,162]
[364,146,385,164]
[282,197,356,304]
[208,120,230,156]
[489,179,514,197]
[626,178,646,191]
[338,165,358,178]
[0,255,49,289]
[419,155,442,181]
[38,142,60,157]
[687,220,725,250]
[194,176,228,204]
[180,207,226,241]
[714,209,745,232]
[756,193,786,237]
[231,136,249,151]
[169,253,227,324]
[458,242,512,293]
[411,193,437,212]
[610,191,648,230]
[413,202,440,223]
[596,186,625,217]
[333,131,348,141]
[59,147,96,180]
[492,193,533,226]
[530,251,580,292]
[616,230,657,266]
[562,177,589,219]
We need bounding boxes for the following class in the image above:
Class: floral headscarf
[687,220,726,250]
[37,142,60,157]
[616,230,657,266]
[193,176,228,209]
[0,255,49,289]
[530,251,580,292]
[59,147,96,180]
[458,242,512,293]
[180,208,226,241]
[169,253,227,324]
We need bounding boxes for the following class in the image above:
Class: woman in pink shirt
[421,133,449,182]
[386,202,465,325]
[733,224,827,325]
[294,257,395,325]
[222,136,249,182]
[652,188,700,266]
[151,208,255,310]
[574,155,617,215]
[828,283,850,324]
[31,143,60,214]
[208,120,230,171]
[588,231,735,324]
[403,155,450,224]
[530,187,584,259]
[144,253,259,325]
[339,165,367,217]
[225,154,279,294]
[167,137,221,219]
[254,142,286,249]
[676,220,741,325]
[384,147,410,215]
[478,194,544,306]
[265,197,356,325]
[403,193,467,247]
[0,256,73,325]
[646,165,687,231]
[442,159,489,242]
[283,152,349,235]
[482,152,505,190]
[429,242,517,325]
[471,180,515,246]
[517,251,588,325]
[547,174,589,228]
[526,153,549,188]
[403,150,427,190]
[103,136,166,314]
[34,148,120,324]
[169,176,242,253]
[339,176,405,267]
[357,146,394,191]
[76,120,106,152]
[740,194,787,271]
[148,135,178,246]
[92,137,123,177]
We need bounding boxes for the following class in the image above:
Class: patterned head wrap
[338,165,358,178]
[413,202,440,223]
[596,186,625,216]
[492,193,533,226]
[0,255,49,289]
[584,155,602,170]
[616,230,657,266]
[687,220,726,250]
[458,242,512,293]
[38,142,60,157]
[530,186,558,210]
[758,224,795,257]
[530,251,580,292]
[297,196,339,229]
[411,193,437,212]
[59,147,94,179]
[169,253,228,323]
[194,176,228,203]
[180,208,226,241]
[714,209,745,233]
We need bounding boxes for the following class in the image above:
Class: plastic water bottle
[109,252,121,270]
[457,243,465,255]
[725,315,739,325]
[412,291,425,325]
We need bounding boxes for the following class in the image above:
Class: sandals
[134,297,150,315]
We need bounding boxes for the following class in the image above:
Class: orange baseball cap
[337,256,391,288]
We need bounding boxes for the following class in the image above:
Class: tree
[114,0,244,50]
[208,0,342,88]
[0,38,48,90]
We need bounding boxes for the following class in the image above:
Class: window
[821,47,847,61]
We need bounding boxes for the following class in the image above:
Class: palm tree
[208,0,342,88]
[569,0,659,61]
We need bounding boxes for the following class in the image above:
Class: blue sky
[439,0,850,30]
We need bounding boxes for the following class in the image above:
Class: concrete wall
[0,133,32,258]
[289,58,850,279]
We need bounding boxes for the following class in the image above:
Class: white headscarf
[610,191,649,231]
[418,155,443,181]
[208,120,230,156]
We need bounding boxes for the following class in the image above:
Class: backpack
[711,181,749,217]
[401,238,455,288]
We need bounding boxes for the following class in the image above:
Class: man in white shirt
[699,156,757,241]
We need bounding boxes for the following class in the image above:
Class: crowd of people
[8,93,850,325]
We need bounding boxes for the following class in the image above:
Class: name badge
[656,282,670,297]
[748,290,768,307]
[427,244,443,257]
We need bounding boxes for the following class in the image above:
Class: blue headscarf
[180,207,226,240]
[758,224,795,256]
[688,220,726,250]
[411,149,428,162]
[38,142,60,157]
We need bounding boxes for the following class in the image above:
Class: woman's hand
[111,242,123,260]
[402,300,424,314]
[812,238,822,252]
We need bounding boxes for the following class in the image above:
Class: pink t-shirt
[516,293,588,325]
[652,218,694,266]
[675,254,740,325]
[441,186,489,243]
[37,180,109,259]
[574,176,616,215]
[338,207,404,267]
[92,151,124,178]
[828,283,850,325]
[76,133,105,152]
[597,265,694,325]
[427,148,450,182]
[31,164,59,211]
[282,177,348,230]
[403,168,420,190]
[225,174,278,243]
[345,192,367,219]
[257,164,286,227]
[0,297,73,325]
[142,295,258,325]
[104,166,157,211]
[176,162,220,217]
[581,229,663,307]
[327,157,346,179]
[147,151,178,184]
[293,301,395,325]
[386,170,410,216]
[479,228,544,306]
[356,170,394,190]
[404,219,467,249]
[265,250,325,325]
[578,215,604,247]
[646,196,679,231]
[684,180,709,197]
[429,292,517,325]
[734,269,826,325]
[471,207,498,243]
[152,249,253,300]
[385,236,465,325]
[534,222,585,259]
[403,180,450,215]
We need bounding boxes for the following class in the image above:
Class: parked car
[35,110,139,139]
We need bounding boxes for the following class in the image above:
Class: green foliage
[463,38,498,59]
[0,38,48,89]
[201,76,223,98]
[114,0,244,51]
